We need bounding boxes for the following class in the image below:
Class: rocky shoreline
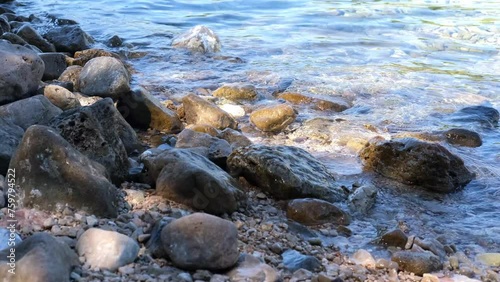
[1,1,499,281]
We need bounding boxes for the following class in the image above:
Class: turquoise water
[7,0,500,256]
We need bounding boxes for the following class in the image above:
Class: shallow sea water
[8,0,500,257]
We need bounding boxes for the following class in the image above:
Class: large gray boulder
[0,95,62,130]
[0,233,79,282]
[149,149,244,215]
[360,138,474,192]
[0,40,44,105]
[48,98,134,183]
[228,145,347,202]
[44,25,94,53]
[78,57,130,99]
[161,213,239,270]
[9,125,119,217]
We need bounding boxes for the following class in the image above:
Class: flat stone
[212,83,257,101]
[39,53,68,81]
[250,103,297,132]
[228,145,346,202]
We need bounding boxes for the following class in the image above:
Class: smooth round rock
[44,84,80,110]
[76,228,140,271]
[444,128,482,147]
[250,103,297,132]
[212,83,257,101]
[79,57,130,99]
[161,213,239,270]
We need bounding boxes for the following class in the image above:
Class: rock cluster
[0,6,496,282]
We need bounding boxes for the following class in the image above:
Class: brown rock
[182,93,238,130]
[186,124,219,136]
[44,84,80,110]
[250,103,297,132]
[287,198,350,226]
[278,92,349,112]
[72,48,121,66]
[212,83,258,101]
[58,65,82,92]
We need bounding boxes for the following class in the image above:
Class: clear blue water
[7,0,500,257]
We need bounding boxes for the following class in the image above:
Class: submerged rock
[212,83,258,101]
[9,125,119,217]
[227,254,280,282]
[347,184,377,214]
[182,93,238,130]
[161,213,239,270]
[250,103,297,132]
[278,92,349,112]
[444,128,482,147]
[286,198,350,226]
[451,105,499,127]
[476,253,500,267]
[228,145,346,202]
[0,40,44,105]
[360,138,474,192]
[172,25,221,53]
